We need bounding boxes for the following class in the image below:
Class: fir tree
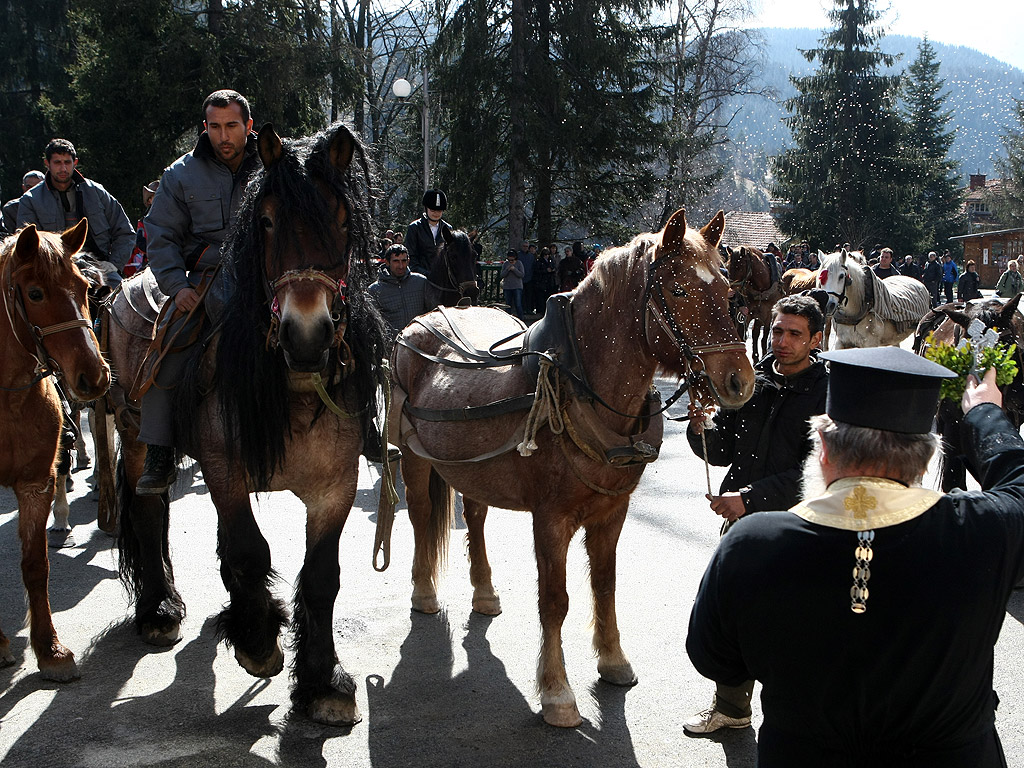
[994,100,1024,229]
[901,37,965,252]
[771,0,914,251]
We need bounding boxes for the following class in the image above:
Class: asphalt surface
[1,370,1024,767]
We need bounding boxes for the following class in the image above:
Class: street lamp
[392,66,431,191]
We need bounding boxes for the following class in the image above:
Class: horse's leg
[585,503,637,687]
[292,482,361,726]
[73,404,90,470]
[405,456,453,614]
[93,399,118,534]
[533,510,581,727]
[208,469,287,678]
[48,435,74,548]
[118,440,184,646]
[0,623,13,667]
[464,497,500,615]
[16,480,79,680]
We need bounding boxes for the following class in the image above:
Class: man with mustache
[688,347,1022,766]
[136,89,262,494]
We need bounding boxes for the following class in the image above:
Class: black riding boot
[136,444,177,496]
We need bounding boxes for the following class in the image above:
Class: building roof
[949,226,1024,241]
[721,211,788,249]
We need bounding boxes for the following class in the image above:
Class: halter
[0,259,92,391]
[265,267,350,351]
[728,248,754,293]
[642,248,747,409]
[820,264,852,313]
[427,243,478,301]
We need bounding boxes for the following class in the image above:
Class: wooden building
[949,228,1024,288]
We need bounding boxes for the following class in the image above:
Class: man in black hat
[687,347,1024,766]
[405,188,450,275]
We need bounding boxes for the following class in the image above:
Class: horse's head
[727,246,770,293]
[432,225,479,305]
[644,208,754,409]
[817,249,854,317]
[1,222,110,400]
[254,123,366,372]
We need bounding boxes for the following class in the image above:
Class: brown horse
[111,123,390,724]
[914,295,1024,491]
[390,209,755,727]
[425,225,480,308]
[0,222,110,679]
[728,245,782,359]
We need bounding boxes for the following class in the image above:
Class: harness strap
[405,394,536,422]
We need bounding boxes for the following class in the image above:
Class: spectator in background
[995,259,1024,299]
[941,252,960,304]
[559,242,586,291]
[957,260,982,302]
[922,251,942,306]
[124,179,161,277]
[902,255,923,282]
[871,247,900,279]
[533,246,557,311]
[2,170,44,234]
[500,249,524,319]
[367,243,430,339]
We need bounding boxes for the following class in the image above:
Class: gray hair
[810,414,938,485]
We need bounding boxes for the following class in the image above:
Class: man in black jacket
[405,189,449,275]
[684,293,828,734]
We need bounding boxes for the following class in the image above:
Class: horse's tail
[424,467,455,582]
[116,449,143,601]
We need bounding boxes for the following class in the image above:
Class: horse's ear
[440,224,455,244]
[661,208,688,249]
[944,308,972,329]
[13,224,40,263]
[258,123,284,168]
[699,210,725,248]
[468,228,479,242]
[325,124,355,174]
[61,218,89,257]
[1000,293,1023,323]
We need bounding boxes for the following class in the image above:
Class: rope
[373,358,399,572]
[517,358,563,456]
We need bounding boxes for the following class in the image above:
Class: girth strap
[404,393,536,422]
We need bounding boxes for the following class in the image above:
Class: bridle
[820,263,852,314]
[642,246,747,409]
[728,248,754,294]
[0,258,92,391]
[427,242,478,302]
[264,267,351,357]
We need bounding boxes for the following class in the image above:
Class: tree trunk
[508,0,529,250]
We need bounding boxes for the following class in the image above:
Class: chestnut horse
[425,225,479,307]
[728,245,782,359]
[914,295,1024,491]
[390,209,755,726]
[0,222,110,679]
[113,123,390,724]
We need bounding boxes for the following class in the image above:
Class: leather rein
[0,259,93,392]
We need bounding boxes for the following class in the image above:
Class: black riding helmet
[422,189,447,211]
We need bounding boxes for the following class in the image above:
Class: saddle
[522,293,589,395]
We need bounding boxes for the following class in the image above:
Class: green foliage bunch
[924,333,1019,402]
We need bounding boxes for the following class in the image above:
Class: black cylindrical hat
[819,347,956,434]
[422,189,447,210]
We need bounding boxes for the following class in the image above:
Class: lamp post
[392,63,431,191]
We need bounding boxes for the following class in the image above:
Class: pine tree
[901,37,965,253]
[771,0,914,251]
[994,99,1024,229]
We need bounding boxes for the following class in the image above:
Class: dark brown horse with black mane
[425,225,479,307]
[111,123,390,724]
[914,295,1024,491]
[728,245,782,358]
[388,209,754,726]
[0,221,110,679]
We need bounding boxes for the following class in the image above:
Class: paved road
[1,376,1023,767]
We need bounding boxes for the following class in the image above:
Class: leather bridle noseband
[264,267,349,350]
[1,259,92,391]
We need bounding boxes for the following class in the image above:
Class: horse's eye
[261,215,274,231]
[27,287,44,302]
[671,282,687,297]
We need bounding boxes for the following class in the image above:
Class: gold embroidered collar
[789,477,942,531]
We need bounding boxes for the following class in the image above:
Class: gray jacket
[367,264,430,335]
[17,171,134,268]
[500,259,524,290]
[144,132,262,298]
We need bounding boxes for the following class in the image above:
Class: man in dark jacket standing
[405,189,449,275]
[687,348,1020,767]
[922,250,942,307]
[3,169,44,234]
[684,293,828,735]
[367,243,430,338]
[135,89,262,494]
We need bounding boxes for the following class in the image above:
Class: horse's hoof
[47,527,75,549]
[75,458,92,471]
[235,639,285,678]
[65,476,74,492]
[472,594,502,616]
[541,694,583,728]
[307,692,362,726]
[141,619,181,648]
[38,651,80,682]
[0,645,14,667]
[598,661,638,687]
[411,593,440,614]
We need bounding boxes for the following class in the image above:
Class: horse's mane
[0,229,77,284]
[176,123,389,488]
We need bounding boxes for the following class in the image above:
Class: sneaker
[682,707,751,735]
[136,444,177,496]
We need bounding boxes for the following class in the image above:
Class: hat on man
[422,189,447,211]
[819,347,956,434]
[144,179,160,195]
